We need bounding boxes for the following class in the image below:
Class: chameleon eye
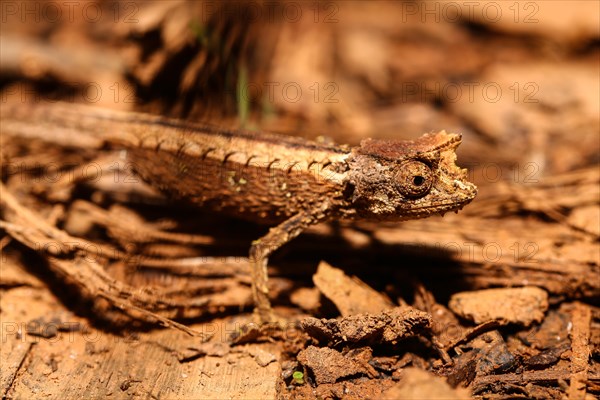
[395,160,433,198]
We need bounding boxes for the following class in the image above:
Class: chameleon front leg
[250,209,327,324]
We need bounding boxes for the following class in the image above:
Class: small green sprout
[292,371,304,385]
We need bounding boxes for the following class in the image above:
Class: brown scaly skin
[1,102,477,324]
[342,133,477,221]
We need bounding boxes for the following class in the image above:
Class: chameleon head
[344,131,477,220]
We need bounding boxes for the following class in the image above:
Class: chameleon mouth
[403,188,478,218]
[407,201,469,214]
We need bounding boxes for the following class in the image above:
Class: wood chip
[301,307,431,345]
[568,302,592,400]
[382,367,471,400]
[296,346,376,385]
[289,287,321,312]
[313,261,394,316]
[449,287,548,326]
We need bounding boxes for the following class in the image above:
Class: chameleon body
[1,102,477,322]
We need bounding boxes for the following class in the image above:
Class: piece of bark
[289,287,321,313]
[0,340,33,397]
[296,346,377,385]
[175,342,230,363]
[568,302,592,400]
[413,284,464,348]
[473,370,600,394]
[519,308,572,349]
[449,330,516,387]
[313,261,394,316]
[449,287,548,326]
[523,341,571,370]
[245,346,278,368]
[447,351,478,388]
[0,182,208,337]
[444,320,510,352]
[0,256,42,289]
[382,367,472,400]
[5,327,281,400]
[301,307,431,345]
[470,331,517,375]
